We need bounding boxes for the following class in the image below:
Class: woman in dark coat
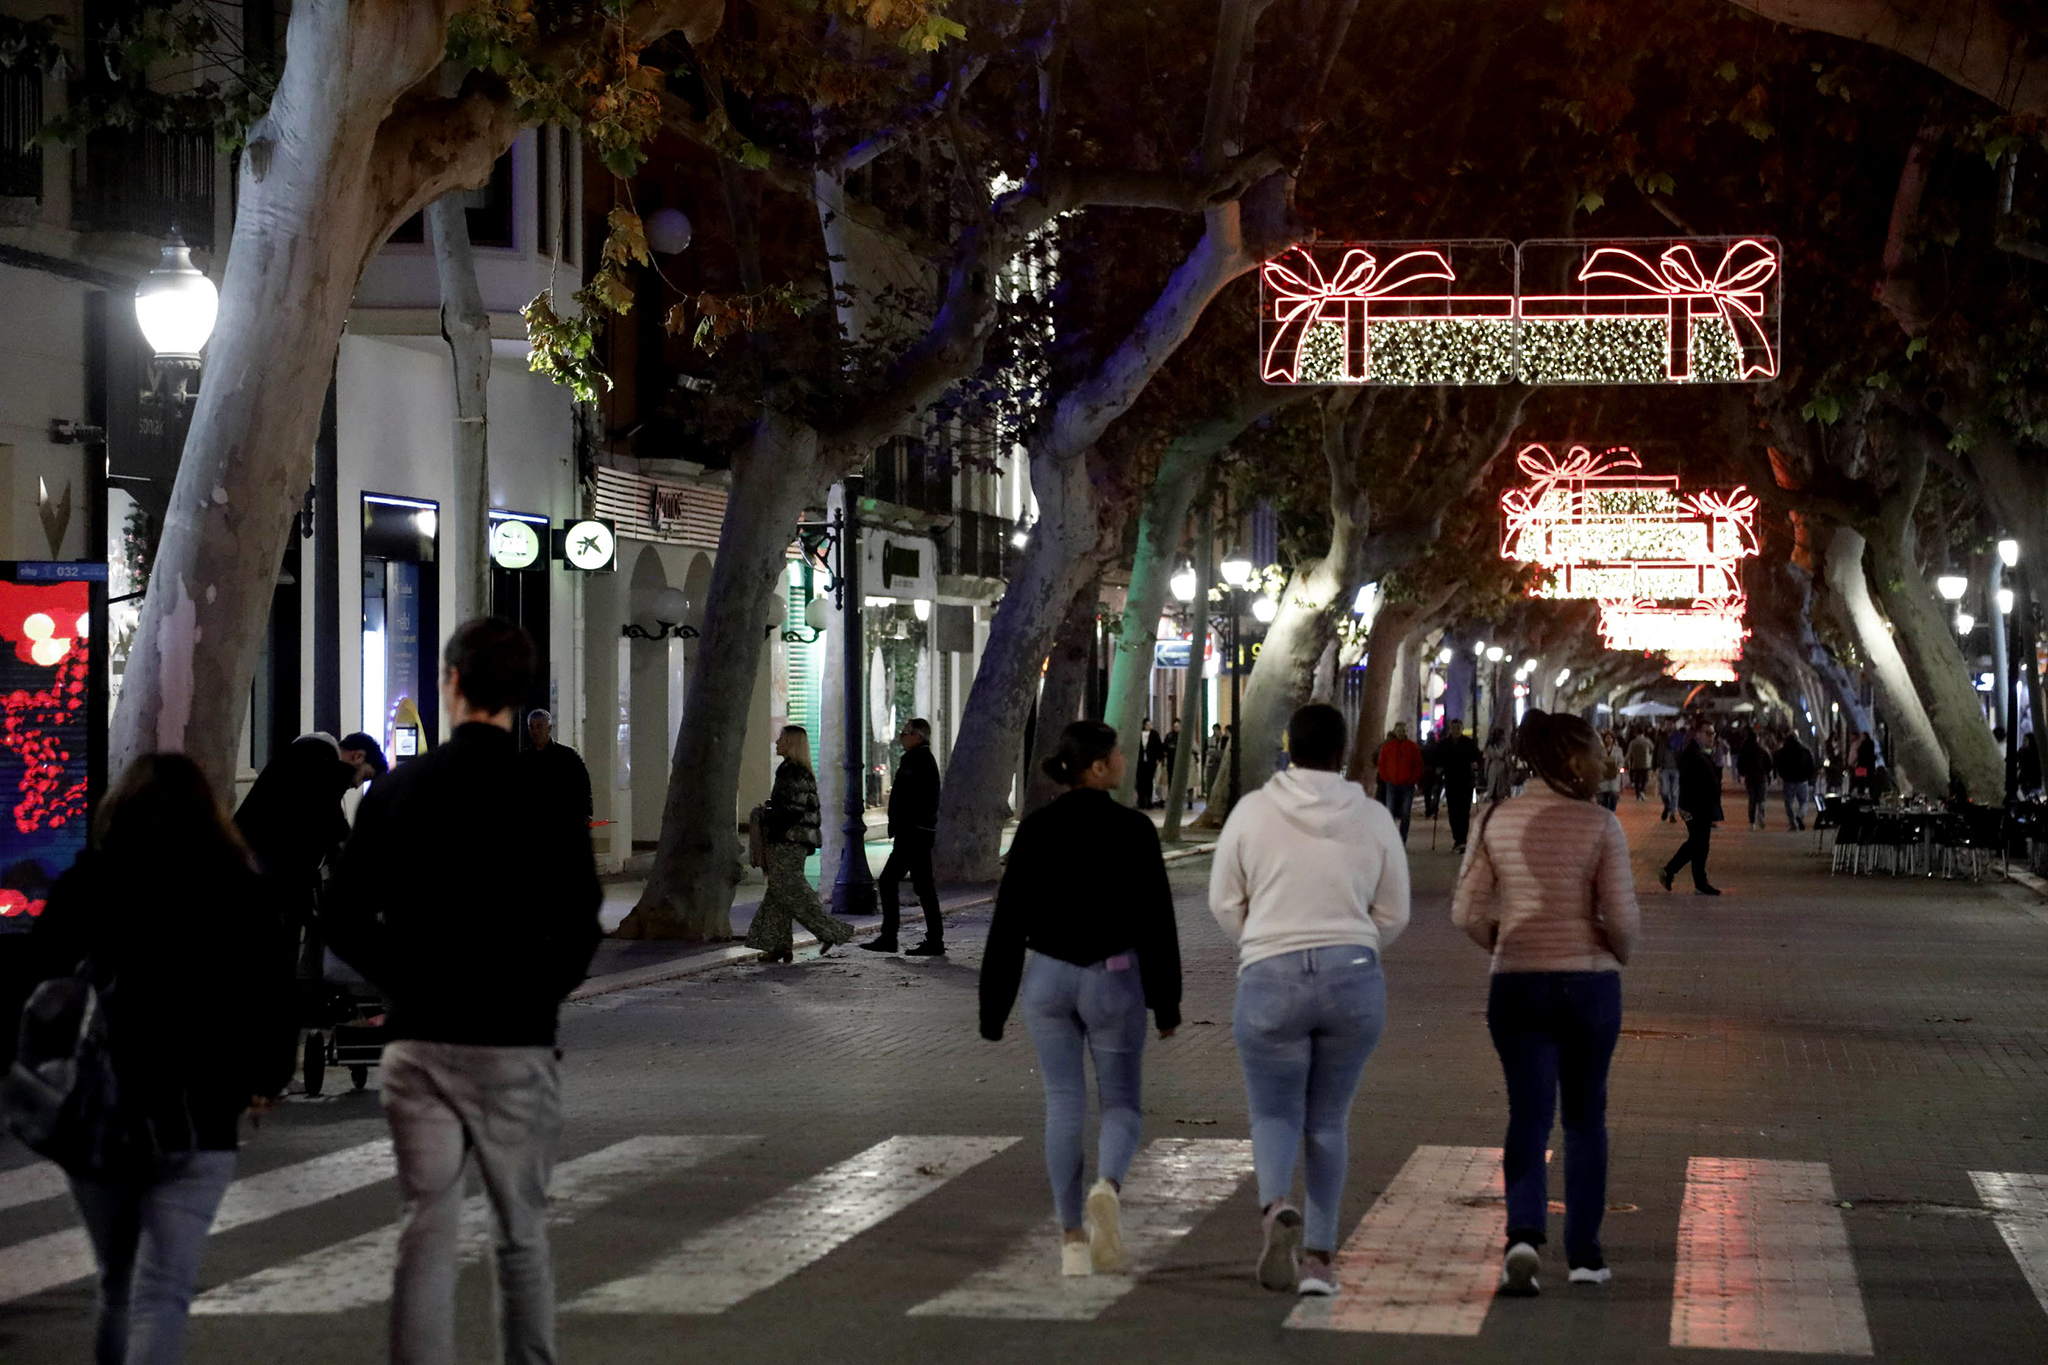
[743,726,854,962]
[31,754,296,1365]
[234,734,356,977]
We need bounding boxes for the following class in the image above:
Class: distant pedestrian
[1596,731,1623,812]
[520,709,592,823]
[746,727,854,962]
[1163,718,1182,801]
[865,717,944,955]
[236,733,357,980]
[325,618,602,1365]
[1376,722,1424,841]
[1420,726,1445,819]
[981,720,1182,1278]
[1212,703,1409,1296]
[1656,725,1683,820]
[16,755,296,1365]
[1452,709,1640,1297]
[1852,731,1878,797]
[1659,719,1724,896]
[1775,734,1816,830]
[2019,732,2041,799]
[1485,727,1513,802]
[1138,719,1166,809]
[1206,723,1226,788]
[1735,731,1773,830]
[1625,729,1654,802]
[1438,719,1484,852]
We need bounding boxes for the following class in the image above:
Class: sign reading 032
[490,519,542,570]
[560,518,617,572]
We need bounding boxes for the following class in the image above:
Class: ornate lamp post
[795,476,877,917]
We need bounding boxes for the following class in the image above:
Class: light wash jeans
[1020,951,1148,1229]
[381,1039,563,1365]
[1783,781,1813,827]
[1658,767,1681,816]
[70,1149,238,1365]
[1233,945,1386,1252]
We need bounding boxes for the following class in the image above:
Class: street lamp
[1170,562,1197,603]
[1472,640,1487,658]
[912,598,932,622]
[1220,547,1254,588]
[1937,574,1969,601]
[1486,645,1504,662]
[2000,587,2016,615]
[2001,539,2021,567]
[1956,610,1976,634]
[1438,646,1454,665]
[134,230,218,364]
[1353,582,1379,616]
[1555,668,1572,687]
[1251,593,1278,624]
[794,476,877,918]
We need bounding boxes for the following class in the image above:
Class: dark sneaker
[1257,1203,1303,1291]
[905,940,947,956]
[1658,867,1675,892]
[1499,1241,1540,1297]
[857,940,899,953]
[1696,885,1722,896]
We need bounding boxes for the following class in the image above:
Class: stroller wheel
[350,1066,369,1092]
[303,1032,327,1098]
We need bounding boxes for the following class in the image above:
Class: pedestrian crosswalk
[1,1133,2045,1354]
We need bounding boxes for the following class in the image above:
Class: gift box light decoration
[1259,236,1780,387]
[1260,240,1518,385]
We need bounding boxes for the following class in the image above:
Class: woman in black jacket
[743,726,854,963]
[981,721,1183,1279]
[32,754,295,1365]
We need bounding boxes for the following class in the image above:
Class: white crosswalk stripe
[909,1137,1255,1320]
[1286,1144,1507,1335]
[193,1135,755,1314]
[1971,1170,2048,1318]
[0,1140,396,1308]
[0,1161,68,1215]
[562,1135,1017,1315]
[1670,1157,1872,1356]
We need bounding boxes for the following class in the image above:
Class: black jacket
[521,740,593,823]
[235,736,355,921]
[1677,741,1725,821]
[1774,739,1816,784]
[1437,735,1484,786]
[762,759,823,848]
[980,788,1182,1039]
[1142,730,1166,765]
[31,852,295,1150]
[1735,739,1772,782]
[326,722,603,1047]
[888,742,941,838]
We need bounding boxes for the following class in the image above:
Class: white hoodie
[1209,766,1411,971]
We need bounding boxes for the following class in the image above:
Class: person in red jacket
[1375,721,1425,843]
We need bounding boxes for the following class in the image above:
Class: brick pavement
[3,789,2047,1362]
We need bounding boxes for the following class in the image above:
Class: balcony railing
[0,69,41,201]
[81,126,214,246]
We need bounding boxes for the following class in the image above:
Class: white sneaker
[1085,1179,1124,1272]
[1568,1264,1612,1285]
[1297,1255,1338,1296]
[1499,1241,1540,1297]
[1061,1238,1092,1277]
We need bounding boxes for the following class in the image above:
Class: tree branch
[1722,0,2048,118]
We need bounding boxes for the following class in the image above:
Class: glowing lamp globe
[804,597,829,632]
[1251,594,1279,624]
[1555,668,1572,686]
[1437,647,1454,665]
[645,207,693,255]
[1220,549,1254,589]
[1955,611,1975,634]
[2000,587,2016,615]
[134,232,218,360]
[1936,574,1969,601]
[1473,641,1487,658]
[1486,646,1504,662]
[2000,539,2021,568]
[1169,564,1197,603]
[1352,582,1379,616]
[913,598,932,622]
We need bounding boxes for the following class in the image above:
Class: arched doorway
[628,545,671,849]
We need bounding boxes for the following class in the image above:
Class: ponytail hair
[1514,708,1601,801]
[1042,720,1118,787]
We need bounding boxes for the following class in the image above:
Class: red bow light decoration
[1573,239,1778,380]
[1499,443,1653,559]
[1261,247,1458,382]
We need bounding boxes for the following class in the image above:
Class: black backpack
[3,965,174,1177]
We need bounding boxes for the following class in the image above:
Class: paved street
[5,794,2048,1363]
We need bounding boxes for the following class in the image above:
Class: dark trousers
[1745,778,1768,826]
[1135,760,1158,808]
[1446,787,1474,847]
[878,830,941,945]
[1663,814,1714,889]
[1486,971,1622,1267]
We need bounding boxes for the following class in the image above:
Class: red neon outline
[1519,239,1778,380]
[1262,246,1514,383]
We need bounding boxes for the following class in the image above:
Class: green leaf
[738,141,773,170]
[1717,61,1738,83]
[1905,337,1927,358]
[1576,190,1605,215]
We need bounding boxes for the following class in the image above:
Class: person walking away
[1658,719,1725,896]
[1162,718,1182,803]
[236,733,357,980]
[1625,729,1654,802]
[1211,703,1409,1296]
[1595,731,1623,811]
[1375,721,1424,842]
[324,619,602,1365]
[1851,731,1878,798]
[1775,733,1816,830]
[1139,720,1166,809]
[865,717,945,955]
[25,755,295,1365]
[745,727,854,962]
[1735,731,1773,830]
[1438,719,1484,853]
[1656,724,1683,821]
[981,720,1182,1277]
[1485,728,1513,802]
[1420,727,1445,819]
[520,710,592,825]
[1451,709,1640,1296]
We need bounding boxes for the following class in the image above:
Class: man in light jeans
[328,619,601,1365]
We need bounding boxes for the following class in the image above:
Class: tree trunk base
[611,903,729,942]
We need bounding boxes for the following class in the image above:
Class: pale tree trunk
[1820,525,1947,793]
[624,413,829,938]
[110,2,520,792]
[426,193,491,624]
[1345,602,1420,782]
[1864,536,2003,800]
[1162,499,1213,842]
[1021,576,1101,820]
[1391,633,1421,734]
[1721,0,2048,117]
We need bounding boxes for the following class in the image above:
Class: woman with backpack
[20,754,295,1365]
[980,720,1183,1277]
[1452,710,1641,1298]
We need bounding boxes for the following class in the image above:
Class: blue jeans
[1658,767,1680,815]
[1232,946,1386,1252]
[1381,785,1415,841]
[1783,781,1812,827]
[1021,952,1148,1229]
[1486,971,1622,1267]
[70,1150,238,1365]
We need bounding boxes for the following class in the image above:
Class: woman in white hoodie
[1210,703,1410,1297]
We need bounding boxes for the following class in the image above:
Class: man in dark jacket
[325,618,601,1365]
[1436,719,1484,852]
[1775,733,1817,830]
[864,717,944,955]
[1660,719,1725,895]
[1135,719,1164,809]
[521,708,593,823]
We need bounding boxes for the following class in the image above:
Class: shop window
[361,495,440,761]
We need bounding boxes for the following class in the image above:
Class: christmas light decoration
[1598,599,1748,657]
[1518,237,1779,383]
[1260,241,1517,384]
